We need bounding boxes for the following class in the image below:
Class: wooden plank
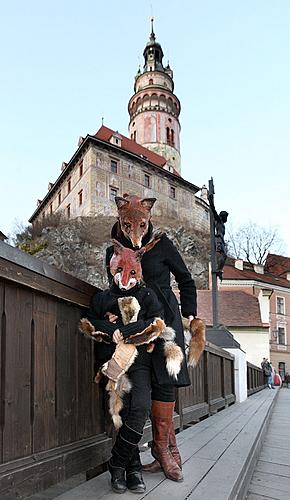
[76,328,96,439]
[259,446,290,467]
[0,241,96,295]
[2,284,32,462]
[0,434,111,500]
[56,302,78,445]
[248,483,290,500]
[0,260,92,308]
[187,390,277,500]
[250,471,290,494]
[255,460,290,479]
[32,294,57,452]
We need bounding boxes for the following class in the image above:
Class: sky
[1,1,290,252]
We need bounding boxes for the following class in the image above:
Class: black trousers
[120,346,152,433]
[151,382,176,403]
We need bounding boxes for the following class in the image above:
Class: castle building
[29,24,209,231]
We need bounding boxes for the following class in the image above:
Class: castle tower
[128,20,181,174]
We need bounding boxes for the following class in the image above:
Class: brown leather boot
[149,401,183,482]
[143,418,182,472]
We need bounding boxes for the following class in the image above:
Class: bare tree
[227,222,285,265]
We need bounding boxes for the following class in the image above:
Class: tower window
[50,203,53,214]
[170,186,176,199]
[67,177,71,193]
[111,159,118,173]
[171,129,175,146]
[166,127,170,144]
[58,190,61,206]
[78,189,83,206]
[133,131,136,141]
[79,160,83,178]
[149,79,153,85]
[109,186,118,201]
[144,174,151,188]
[67,204,71,218]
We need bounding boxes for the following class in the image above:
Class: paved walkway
[246,388,290,500]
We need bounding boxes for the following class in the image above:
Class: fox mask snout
[115,194,156,249]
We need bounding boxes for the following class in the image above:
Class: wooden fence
[0,241,235,499]
[247,361,265,396]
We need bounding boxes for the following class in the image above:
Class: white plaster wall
[225,348,247,403]
[230,328,270,367]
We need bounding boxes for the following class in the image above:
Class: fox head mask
[110,237,160,290]
[115,194,156,249]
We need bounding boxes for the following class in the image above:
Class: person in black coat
[105,194,197,482]
[85,253,163,493]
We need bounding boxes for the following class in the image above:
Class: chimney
[254,264,264,274]
[234,259,244,270]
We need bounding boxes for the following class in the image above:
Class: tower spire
[150,16,155,41]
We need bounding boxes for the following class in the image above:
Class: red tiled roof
[265,253,290,277]
[223,260,290,289]
[197,290,267,328]
[95,125,181,175]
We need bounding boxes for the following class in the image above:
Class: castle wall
[36,143,209,234]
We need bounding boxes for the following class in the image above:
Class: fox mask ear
[140,198,156,211]
[112,239,125,254]
[115,197,129,210]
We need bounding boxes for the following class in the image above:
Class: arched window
[149,78,153,85]
[171,129,175,146]
[166,127,170,144]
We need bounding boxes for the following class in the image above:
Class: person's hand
[188,315,195,323]
[113,329,123,343]
[105,312,118,323]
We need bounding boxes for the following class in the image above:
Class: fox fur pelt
[79,296,184,429]
[182,318,206,367]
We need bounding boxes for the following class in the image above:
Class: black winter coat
[106,223,197,387]
[86,282,163,369]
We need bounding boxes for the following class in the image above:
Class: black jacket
[86,282,163,367]
[106,223,197,387]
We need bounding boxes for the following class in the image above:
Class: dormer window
[110,133,122,147]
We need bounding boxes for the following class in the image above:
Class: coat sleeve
[163,236,197,318]
[106,246,114,285]
[119,289,163,339]
[85,291,117,337]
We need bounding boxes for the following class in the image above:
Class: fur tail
[164,341,184,379]
[106,375,132,430]
[183,318,206,368]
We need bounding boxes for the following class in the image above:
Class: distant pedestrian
[261,358,274,389]
[285,372,290,389]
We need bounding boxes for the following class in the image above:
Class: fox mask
[110,237,160,290]
[115,194,156,249]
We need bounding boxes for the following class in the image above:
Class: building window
[170,186,176,199]
[278,327,285,345]
[144,173,151,188]
[110,159,118,173]
[67,204,71,218]
[133,131,136,141]
[79,161,83,178]
[171,129,175,146]
[149,78,153,85]
[42,211,45,218]
[279,362,286,381]
[109,186,118,201]
[78,190,83,206]
[58,190,61,206]
[67,177,71,193]
[50,203,53,215]
[277,297,285,315]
